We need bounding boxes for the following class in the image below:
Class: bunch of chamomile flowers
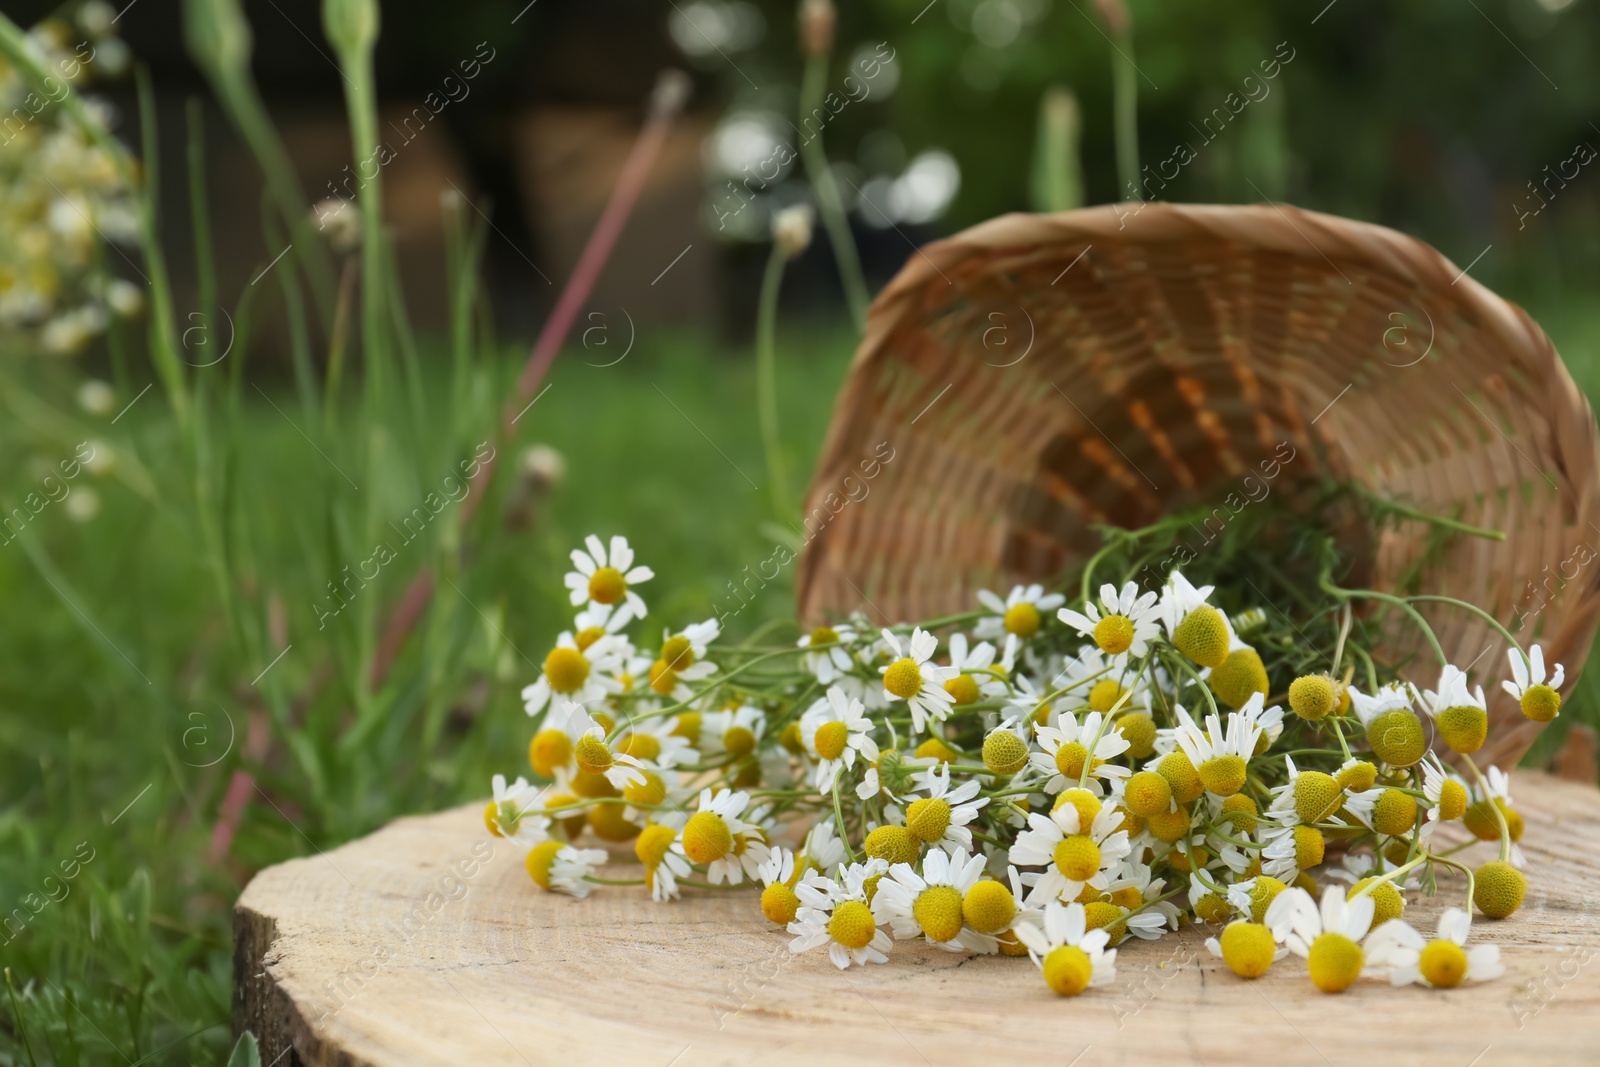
[482,535,1560,997]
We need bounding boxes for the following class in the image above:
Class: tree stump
[235,771,1600,1066]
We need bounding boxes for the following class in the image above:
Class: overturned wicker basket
[796,202,1600,767]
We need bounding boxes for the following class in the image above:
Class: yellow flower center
[1083,900,1123,931]
[1473,860,1526,919]
[944,673,981,705]
[1147,806,1191,843]
[1093,614,1134,654]
[1194,892,1233,926]
[1220,921,1276,978]
[1520,683,1561,723]
[1438,704,1488,752]
[1334,761,1378,792]
[529,728,572,777]
[1116,711,1157,758]
[913,885,965,943]
[1371,788,1418,837]
[660,634,694,671]
[670,711,701,744]
[883,657,924,699]
[1004,601,1042,637]
[525,841,564,891]
[1174,605,1229,668]
[1464,797,1524,842]
[1052,787,1103,830]
[1419,939,1469,988]
[573,734,613,775]
[587,566,627,605]
[1306,932,1364,993]
[1366,709,1426,767]
[569,769,615,799]
[619,733,660,764]
[574,625,606,651]
[1053,834,1101,881]
[814,720,849,761]
[543,646,590,694]
[1208,648,1269,710]
[982,729,1029,775]
[1288,674,1336,720]
[914,737,958,763]
[1293,771,1343,824]
[587,802,640,842]
[1293,825,1326,870]
[1055,740,1091,780]
[723,725,758,757]
[1124,771,1172,817]
[634,823,676,868]
[809,625,840,646]
[682,811,733,864]
[1042,945,1093,996]
[962,880,1016,934]
[1246,877,1287,922]
[906,797,952,843]
[1348,878,1405,927]
[863,825,920,866]
[1108,887,1143,910]
[761,882,800,925]
[1437,779,1469,822]
[828,900,878,949]
[648,659,677,695]
[1157,749,1205,805]
[483,801,514,837]
[622,770,667,806]
[1198,755,1247,797]
[1087,679,1124,713]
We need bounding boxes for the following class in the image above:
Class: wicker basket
[795,201,1600,767]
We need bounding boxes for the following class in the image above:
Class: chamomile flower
[704,704,766,761]
[1274,885,1378,993]
[801,686,880,794]
[1013,901,1118,995]
[527,701,638,787]
[878,627,959,732]
[797,621,858,684]
[634,821,693,902]
[787,860,893,969]
[1365,908,1504,988]
[975,583,1066,642]
[1465,765,1526,867]
[904,762,989,852]
[1010,802,1132,906]
[942,632,1010,706]
[522,632,625,717]
[1349,683,1429,770]
[1156,570,1214,636]
[1414,664,1489,753]
[876,847,997,952]
[1030,711,1132,793]
[1420,754,1468,839]
[525,841,608,898]
[484,774,549,847]
[1172,700,1267,797]
[673,788,756,880]
[647,619,721,699]
[1205,906,1293,979]
[758,847,803,925]
[1503,644,1564,722]
[1059,581,1161,657]
[611,712,695,771]
[564,535,654,624]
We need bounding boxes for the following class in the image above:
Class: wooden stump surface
[235,771,1600,1067]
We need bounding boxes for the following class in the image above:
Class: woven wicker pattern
[796,202,1600,766]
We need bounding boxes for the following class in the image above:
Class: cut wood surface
[236,771,1600,1067]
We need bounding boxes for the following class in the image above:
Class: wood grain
[235,771,1600,1066]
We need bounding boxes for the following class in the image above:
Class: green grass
[0,327,855,1065]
